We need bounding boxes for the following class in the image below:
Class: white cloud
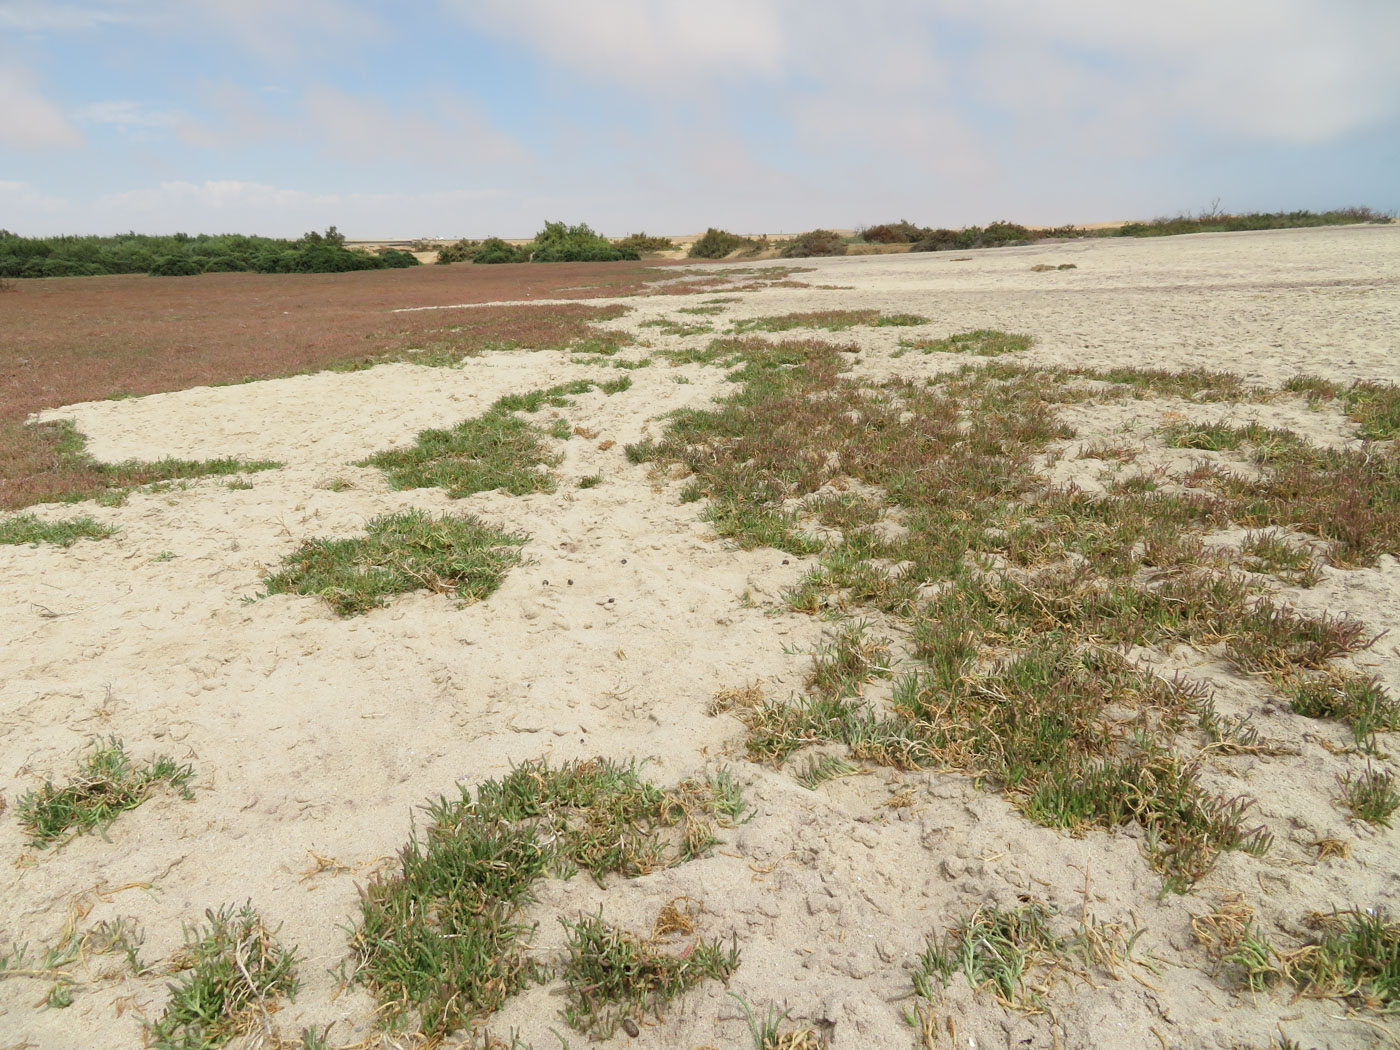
[71,99,220,147]
[88,179,509,237]
[0,65,83,148]
[0,1,132,31]
[302,85,528,167]
[448,0,1400,149]
[179,0,381,63]
[935,0,1400,144]
[444,0,785,82]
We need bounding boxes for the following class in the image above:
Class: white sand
[4,225,1400,1049]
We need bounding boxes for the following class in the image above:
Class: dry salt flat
[2,224,1399,1050]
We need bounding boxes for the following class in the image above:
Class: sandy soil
[4,225,1400,1049]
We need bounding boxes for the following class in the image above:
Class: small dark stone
[542,580,549,586]
[782,559,789,565]
[621,558,628,564]
[622,1018,640,1038]
[568,579,574,585]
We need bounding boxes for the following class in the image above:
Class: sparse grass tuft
[361,381,620,498]
[730,310,927,334]
[1337,765,1400,826]
[898,329,1032,356]
[149,904,299,1050]
[347,758,745,1035]
[0,513,116,547]
[261,508,524,617]
[794,753,858,790]
[1286,909,1400,1009]
[17,737,193,847]
[914,901,1065,1006]
[1240,530,1320,585]
[24,419,280,508]
[730,992,823,1050]
[640,317,715,337]
[560,910,739,1038]
[1284,672,1400,745]
[1344,381,1400,440]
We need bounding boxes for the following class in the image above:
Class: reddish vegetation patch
[0,261,673,508]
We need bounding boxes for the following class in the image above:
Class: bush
[781,229,847,258]
[861,220,929,244]
[909,228,969,253]
[530,221,637,262]
[377,248,420,268]
[149,255,202,276]
[613,232,676,255]
[910,222,1033,253]
[980,220,1034,247]
[201,255,248,273]
[687,227,757,259]
[473,237,525,265]
[437,239,484,264]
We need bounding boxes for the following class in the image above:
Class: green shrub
[377,248,420,268]
[687,228,757,259]
[437,238,485,264]
[200,255,248,273]
[473,237,525,265]
[861,220,929,244]
[613,232,676,254]
[530,221,638,262]
[909,228,972,252]
[781,229,847,258]
[149,255,202,277]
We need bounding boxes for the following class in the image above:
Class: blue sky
[2,0,1398,238]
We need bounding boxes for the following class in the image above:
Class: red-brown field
[0,261,679,507]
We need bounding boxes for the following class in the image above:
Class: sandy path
[3,225,1399,1050]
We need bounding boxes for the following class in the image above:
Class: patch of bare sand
[3,225,1399,1050]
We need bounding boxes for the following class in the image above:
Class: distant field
[0,261,674,507]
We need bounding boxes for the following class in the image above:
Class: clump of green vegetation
[529,221,640,263]
[436,238,485,263]
[1283,672,1399,746]
[730,993,823,1050]
[1337,766,1400,826]
[1343,381,1400,440]
[17,737,193,848]
[897,329,1032,356]
[912,221,1035,253]
[360,381,607,498]
[347,758,746,1035]
[913,899,1134,1006]
[26,420,280,507]
[860,221,930,244]
[1076,366,1253,403]
[0,513,115,547]
[1287,909,1400,1009]
[560,911,739,1038]
[629,348,1400,891]
[730,310,927,334]
[612,232,676,255]
[677,304,726,316]
[1239,530,1319,585]
[688,228,760,259]
[0,225,418,279]
[781,230,847,258]
[261,508,524,617]
[1116,206,1391,238]
[578,472,603,489]
[641,317,715,337]
[149,904,299,1050]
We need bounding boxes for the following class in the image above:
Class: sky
[2,0,1398,238]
